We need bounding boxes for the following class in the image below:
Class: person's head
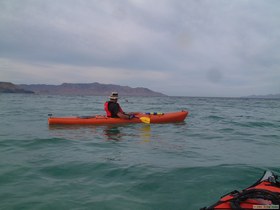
[109,92,118,102]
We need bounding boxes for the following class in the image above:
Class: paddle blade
[140,117,150,124]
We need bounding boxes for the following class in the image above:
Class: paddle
[130,114,150,124]
[137,111,164,124]
[139,117,150,124]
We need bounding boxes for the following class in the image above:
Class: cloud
[0,58,169,87]
[0,0,280,96]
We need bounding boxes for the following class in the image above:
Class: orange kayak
[201,171,280,210]
[48,110,188,125]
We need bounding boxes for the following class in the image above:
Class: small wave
[245,121,278,128]
[207,115,224,120]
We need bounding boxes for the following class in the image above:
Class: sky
[0,0,280,97]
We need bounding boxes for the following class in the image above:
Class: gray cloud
[0,0,279,96]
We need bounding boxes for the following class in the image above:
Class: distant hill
[0,82,34,94]
[18,82,166,96]
[245,94,280,99]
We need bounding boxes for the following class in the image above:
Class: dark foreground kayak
[201,171,280,210]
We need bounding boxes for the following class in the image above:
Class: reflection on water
[103,125,152,142]
[102,125,153,142]
[48,124,99,140]
[48,124,152,142]
[139,124,151,143]
[103,126,122,141]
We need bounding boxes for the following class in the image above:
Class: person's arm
[117,112,132,119]
[116,103,131,119]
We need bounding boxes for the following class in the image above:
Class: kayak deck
[201,170,280,210]
[48,110,188,125]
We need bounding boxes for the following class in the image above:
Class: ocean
[0,94,279,210]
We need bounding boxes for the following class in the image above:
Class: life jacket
[201,171,280,210]
[104,101,124,117]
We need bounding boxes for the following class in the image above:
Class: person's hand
[128,114,135,119]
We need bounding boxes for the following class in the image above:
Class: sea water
[0,94,279,210]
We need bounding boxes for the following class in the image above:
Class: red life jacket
[104,101,124,117]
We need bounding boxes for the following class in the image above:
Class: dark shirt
[108,102,121,118]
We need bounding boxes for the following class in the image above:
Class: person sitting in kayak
[104,92,134,119]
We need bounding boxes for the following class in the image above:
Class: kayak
[201,171,280,210]
[48,110,188,125]
[202,171,280,209]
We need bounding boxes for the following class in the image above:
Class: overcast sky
[0,0,279,97]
